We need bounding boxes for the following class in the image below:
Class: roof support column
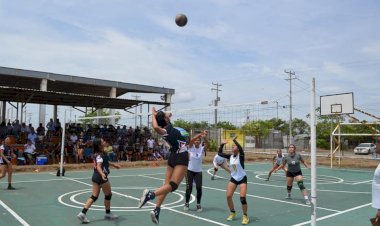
[53,105,58,123]
[39,79,47,126]
[109,87,116,125]
[164,94,172,111]
[1,101,5,123]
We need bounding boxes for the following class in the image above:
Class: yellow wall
[222,129,245,149]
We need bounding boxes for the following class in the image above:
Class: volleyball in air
[175,13,188,27]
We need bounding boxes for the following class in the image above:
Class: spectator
[70,133,78,144]
[102,137,115,162]
[76,138,86,163]
[27,127,37,144]
[152,150,163,161]
[0,122,7,139]
[65,140,76,163]
[37,123,45,136]
[6,122,12,136]
[23,139,37,165]
[46,118,55,132]
[12,120,21,136]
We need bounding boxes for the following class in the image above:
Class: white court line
[351,180,372,185]
[291,203,372,226]
[206,168,369,194]
[1,172,166,184]
[59,174,229,226]
[140,175,340,213]
[317,166,374,173]
[0,200,31,226]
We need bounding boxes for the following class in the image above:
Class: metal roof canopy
[0,86,168,110]
[0,66,174,110]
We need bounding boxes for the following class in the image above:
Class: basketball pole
[310,78,317,225]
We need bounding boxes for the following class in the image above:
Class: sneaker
[196,204,203,212]
[211,176,215,180]
[226,212,237,221]
[77,212,90,223]
[184,203,189,211]
[305,199,311,205]
[264,177,269,181]
[285,193,291,199]
[104,213,119,220]
[138,189,154,208]
[242,214,250,225]
[7,186,15,190]
[150,209,160,225]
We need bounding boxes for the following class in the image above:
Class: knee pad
[169,181,178,192]
[105,194,112,200]
[214,167,218,172]
[90,195,98,202]
[297,180,306,191]
[240,196,247,205]
[287,185,292,192]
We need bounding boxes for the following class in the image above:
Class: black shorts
[230,175,247,185]
[286,171,302,178]
[92,173,109,185]
[167,151,189,168]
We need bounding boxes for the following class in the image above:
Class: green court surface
[0,163,375,226]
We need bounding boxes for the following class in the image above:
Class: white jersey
[372,163,380,209]
[230,154,246,181]
[213,154,227,166]
[188,145,204,172]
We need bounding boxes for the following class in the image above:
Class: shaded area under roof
[0,86,168,110]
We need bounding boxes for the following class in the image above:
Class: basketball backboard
[320,92,354,116]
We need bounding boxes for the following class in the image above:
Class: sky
[0,0,380,126]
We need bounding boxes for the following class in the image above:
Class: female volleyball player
[265,149,287,181]
[217,137,249,225]
[77,138,120,223]
[211,153,230,180]
[184,131,209,212]
[138,107,207,224]
[274,144,310,205]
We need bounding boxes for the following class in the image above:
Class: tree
[307,107,345,149]
[172,119,192,131]
[191,121,210,129]
[268,118,286,133]
[217,121,237,130]
[241,120,273,148]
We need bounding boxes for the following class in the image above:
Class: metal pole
[59,110,66,176]
[310,78,317,226]
[276,101,279,120]
[289,78,292,145]
[140,104,142,127]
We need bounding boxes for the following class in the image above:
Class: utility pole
[211,82,222,127]
[211,82,222,144]
[284,70,296,147]
[132,95,140,128]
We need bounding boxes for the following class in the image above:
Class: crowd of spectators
[0,118,169,165]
